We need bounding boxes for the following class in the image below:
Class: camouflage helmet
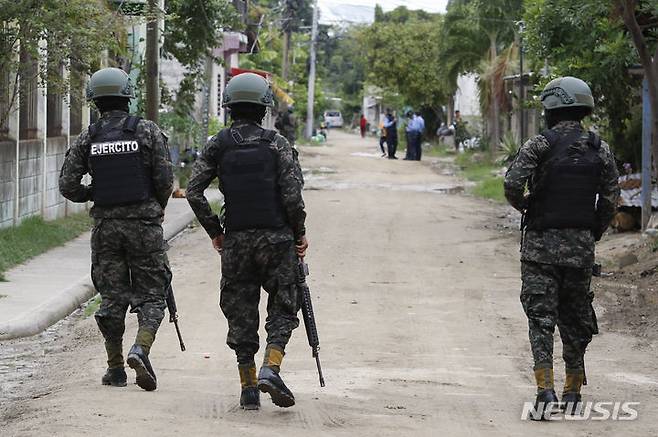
[222,72,274,108]
[540,76,594,111]
[86,67,135,100]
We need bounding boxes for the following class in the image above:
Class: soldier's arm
[58,131,93,202]
[594,143,620,239]
[503,136,548,212]
[144,121,174,209]
[275,136,306,240]
[186,139,223,238]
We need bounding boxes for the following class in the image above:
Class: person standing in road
[186,73,308,410]
[504,76,619,419]
[383,109,398,159]
[378,119,387,157]
[276,106,298,147]
[413,111,425,161]
[403,110,416,160]
[59,67,174,392]
[360,113,368,138]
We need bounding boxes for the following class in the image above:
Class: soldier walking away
[504,76,619,419]
[186,72,308,410]
[59,68,174,391]
[275,106,298,147]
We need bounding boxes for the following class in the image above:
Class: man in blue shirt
[404,111,416,160]
[413,111,425,161]
[383,109,399,159]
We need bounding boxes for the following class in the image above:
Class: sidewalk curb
[0,197,215,341]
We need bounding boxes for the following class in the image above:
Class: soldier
[504,76,619,418]
[59,67,174,391]
[186,73,307,410]
[275,105,298,147]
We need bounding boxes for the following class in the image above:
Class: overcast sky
[318,0,448,24]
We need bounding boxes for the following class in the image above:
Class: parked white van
[323,110,344,128]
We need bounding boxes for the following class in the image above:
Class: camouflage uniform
[186,120,306,365]
[59,110,174,364]
[504,120,619,373]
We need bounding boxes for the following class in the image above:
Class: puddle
[350,152,382,158]
[304,179,468,194]
[433,186,464,194]
[302,166,337,176]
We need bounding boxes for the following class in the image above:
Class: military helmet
[86,67,135,100]
[222,72,274,108]
[540,76,594,111]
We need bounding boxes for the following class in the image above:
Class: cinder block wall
[0,135,88,229]
[0,142,16,228]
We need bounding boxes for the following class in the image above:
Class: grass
[0,212,92,281]
[454,150,505,202]
[424,140,453,157]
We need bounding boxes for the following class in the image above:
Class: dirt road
[2,130,658,436]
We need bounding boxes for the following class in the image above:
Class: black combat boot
[238,364,260,410]
[101,367,127,387]
[127,344,157,391]
[240,387,261,410]
[258,366,295,408]
[533,388,559,421]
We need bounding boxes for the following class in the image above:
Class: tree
[363,9,449,121]
[160,0,240,121]
[0,0,121,130]
[471,0,523,153]
[439,1,489,121]
[615,0,658,174]
[318,25,367,114]
[524,0,644,166]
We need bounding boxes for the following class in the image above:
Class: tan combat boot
[562,369,585,415]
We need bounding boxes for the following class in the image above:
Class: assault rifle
[297,258,325,387]
[166,284,186,352]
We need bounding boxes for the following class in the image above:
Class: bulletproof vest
[88,115,153,207]
[216,127,287,232]
[527,128,602,230]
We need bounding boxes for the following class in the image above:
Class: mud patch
[0,298,97,404]
[594,233,658,338]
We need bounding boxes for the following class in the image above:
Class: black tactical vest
[527,129,602,230]
[216,127,287,232]
[88,115,153,207]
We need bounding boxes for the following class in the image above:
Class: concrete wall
[0,135,88,229]
[0,141,16,228]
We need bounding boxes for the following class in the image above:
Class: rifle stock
[297,259,325,387]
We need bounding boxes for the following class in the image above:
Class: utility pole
[281,0,293,85]
[145,0,160,122]
[642,77,653,230]
[517,21,525,144]
[305,0,318,139]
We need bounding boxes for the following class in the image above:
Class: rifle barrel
[315,353,325,387]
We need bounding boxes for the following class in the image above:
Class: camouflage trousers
[521,261,598,371]
[219,229,300,365]
[91,218,171,342]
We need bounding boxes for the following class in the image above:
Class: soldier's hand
[296,236,309,259]
[212,234,224,254]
